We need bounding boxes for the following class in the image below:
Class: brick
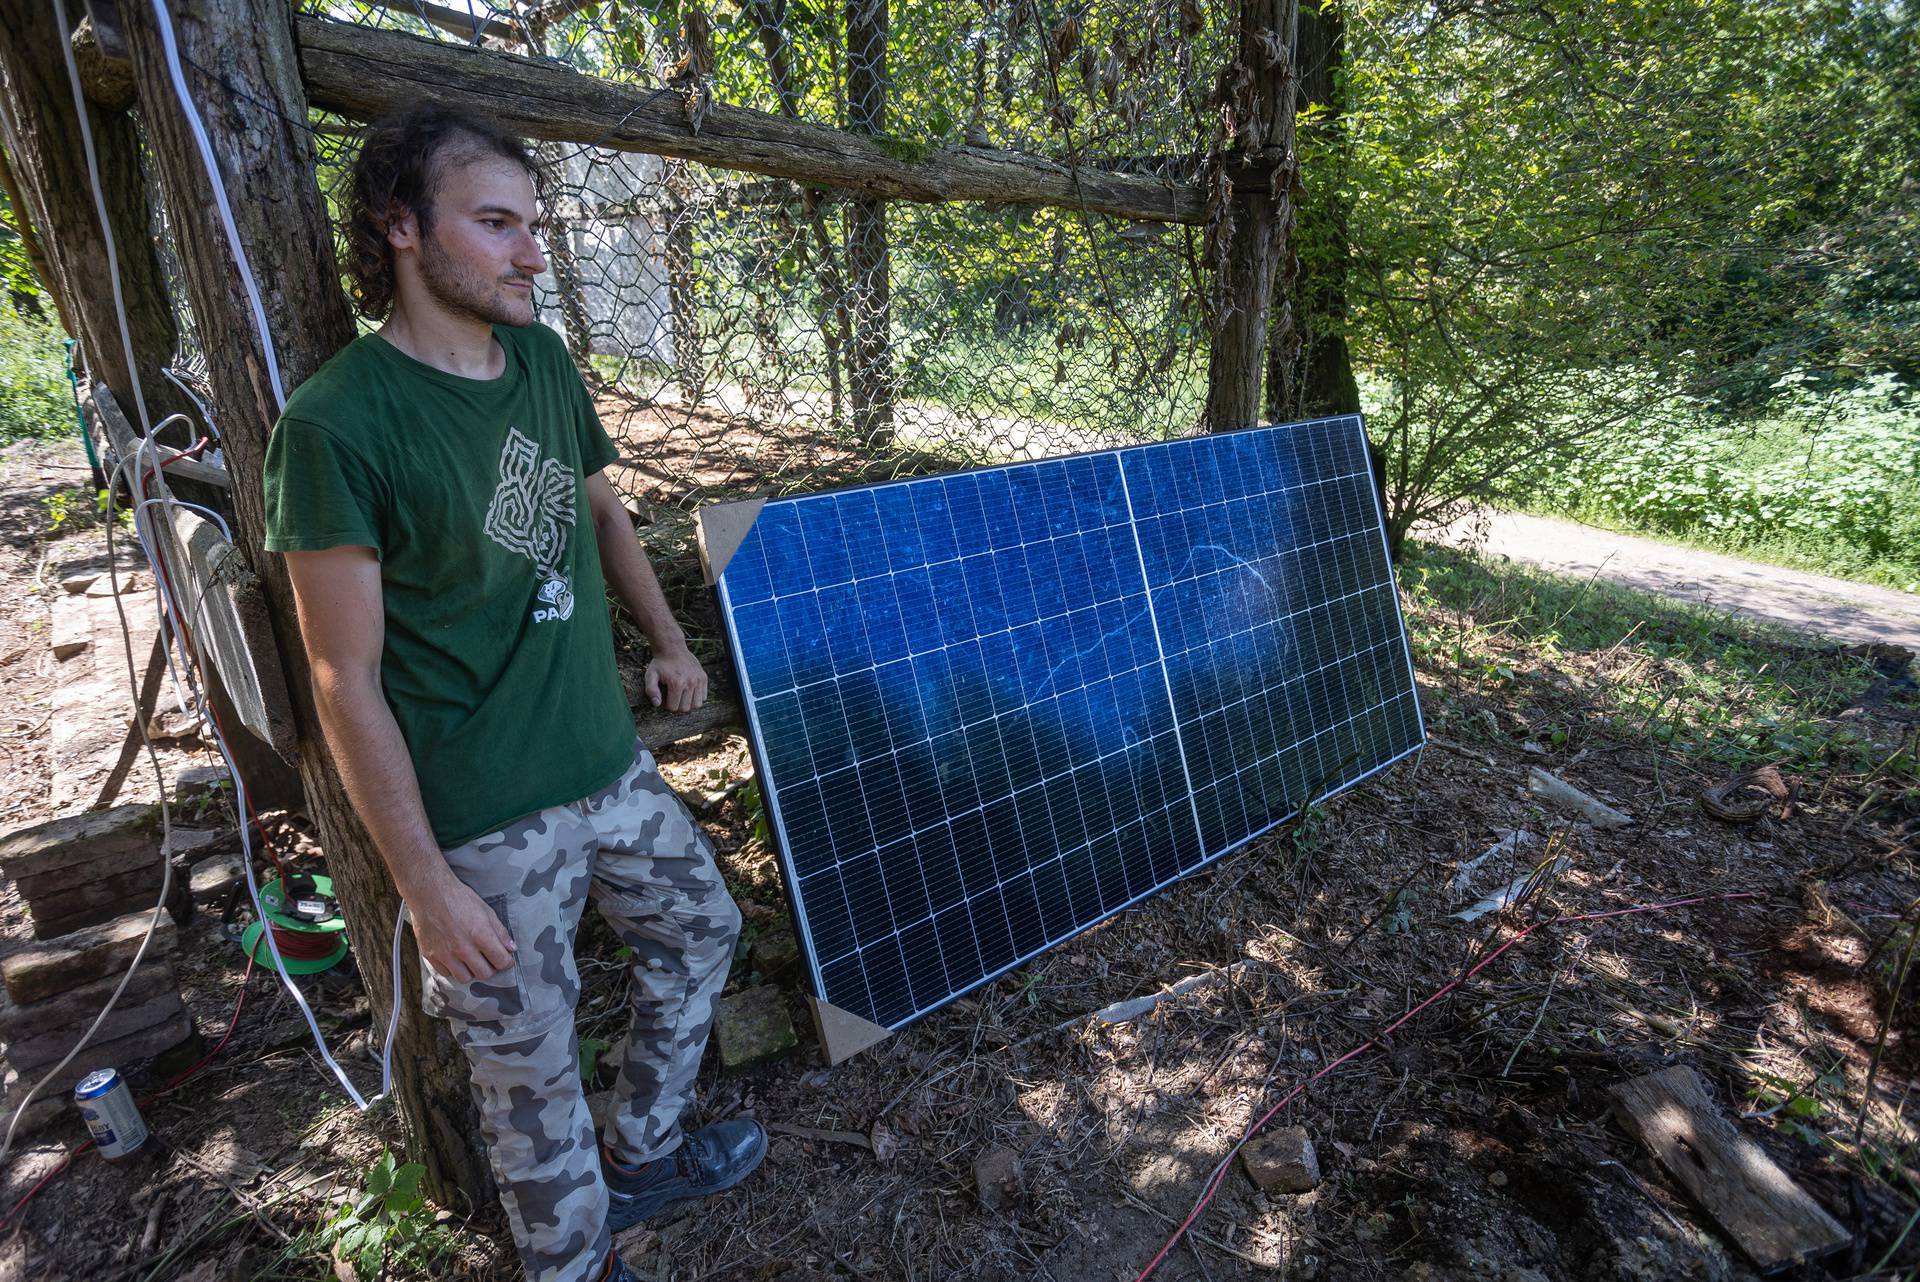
[0,805,157,880]
[2,909,178,1005]
[1242,1126,1320,1194]
[0,957,175,1042]
[714,985,797,1069]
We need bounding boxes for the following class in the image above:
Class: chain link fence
[152,1,1238,663]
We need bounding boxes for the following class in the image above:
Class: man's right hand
[409,876,517,983]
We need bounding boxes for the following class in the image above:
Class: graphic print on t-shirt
[483,426,577,623]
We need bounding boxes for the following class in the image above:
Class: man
[263,106,765,1282]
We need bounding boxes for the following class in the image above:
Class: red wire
[0,951,258,1232]
[1133,890,1760,1281]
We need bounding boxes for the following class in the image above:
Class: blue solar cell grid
[713,415,1423,1031]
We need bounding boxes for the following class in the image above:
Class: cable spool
[242,874,349,975]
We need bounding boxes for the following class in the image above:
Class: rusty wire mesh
[146,1,1240,660]
[282,2,1229,495]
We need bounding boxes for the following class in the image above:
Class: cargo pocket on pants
[420,893,538,1045]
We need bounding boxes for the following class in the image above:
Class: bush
[1553,377,1920,590]
[0,301,74,445]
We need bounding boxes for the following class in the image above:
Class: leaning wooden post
[1203,0,1299,432]
[116,0,493,1209]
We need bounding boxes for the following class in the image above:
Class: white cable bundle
[0,0,409,1177]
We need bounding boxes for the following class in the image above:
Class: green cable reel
[241,873,350,975]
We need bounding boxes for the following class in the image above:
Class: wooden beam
[293,15,1204,224]
[1609,1066,1850,1270]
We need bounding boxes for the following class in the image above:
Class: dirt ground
[2,429,1919,1281]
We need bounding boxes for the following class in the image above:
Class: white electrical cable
[147,0,288,412]
[51,0,150,436]
[161,368,220,441]
[2,1,409,1173]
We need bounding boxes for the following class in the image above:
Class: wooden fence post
[1204,0,1299,432]
[116,0,493,1210]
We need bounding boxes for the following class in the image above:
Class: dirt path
[1431,509,1920,651]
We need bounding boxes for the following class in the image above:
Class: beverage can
[74,1068,148,1159]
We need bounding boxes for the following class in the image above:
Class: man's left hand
[645,646,709,714]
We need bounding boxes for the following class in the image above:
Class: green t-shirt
[263,322,634,848]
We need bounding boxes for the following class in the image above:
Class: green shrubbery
[0,299,72,446]
[1549,378,1920,591]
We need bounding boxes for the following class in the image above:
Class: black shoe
[604,1118,768,1232]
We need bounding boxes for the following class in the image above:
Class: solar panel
[696,415,1424,1059]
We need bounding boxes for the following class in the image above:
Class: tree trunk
[539,144,603,388]
[844,0,894,448]
[1204,0,1299,432]
[0,0,186,431]
[1268,0,1359,423]
[117,0,492,1211]
[0,139,77,336]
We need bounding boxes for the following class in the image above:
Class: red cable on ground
[1134,890,1761,1281]
[0,951,257,1232]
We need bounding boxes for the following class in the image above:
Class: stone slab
[50,592,92,660]
[22,862,165,939]
[0,957,174,1043]
[2,909,178,1005]
[188,853,245,902]
[714,984,797,1069]
[750,926,800,977]
[2,1006,194,1104]
[5,986,185,1072]
[0,805,157,880]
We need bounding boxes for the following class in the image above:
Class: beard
[417,231,537,327]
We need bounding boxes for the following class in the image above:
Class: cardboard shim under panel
[695,498,764,586]
[807,994,893,1066]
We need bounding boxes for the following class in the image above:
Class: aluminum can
[73,1068,148,1159]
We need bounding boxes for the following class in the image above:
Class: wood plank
[1608,1065,1849,1270]
[294,17,1205,225]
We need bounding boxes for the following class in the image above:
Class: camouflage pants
[423,739,740,1282]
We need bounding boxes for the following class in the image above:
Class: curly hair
[341,105,548,321]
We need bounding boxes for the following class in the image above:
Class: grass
[0,301,75,446]
[1400,538,1887,772]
